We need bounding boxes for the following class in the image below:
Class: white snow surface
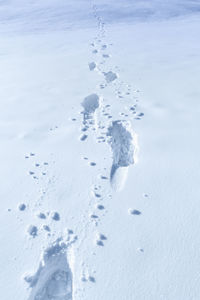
[1,1,200,300]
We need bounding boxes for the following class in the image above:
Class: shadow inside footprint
[110,164,118,182]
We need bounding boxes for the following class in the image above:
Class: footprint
[81,94,100,124]
[26,239,73,300]
[107,121,138,191]
[27,225,38,238]
[104,71,118,83]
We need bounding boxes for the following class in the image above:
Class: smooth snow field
[1,1,200,299]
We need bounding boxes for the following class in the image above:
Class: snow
[1,1,200,300]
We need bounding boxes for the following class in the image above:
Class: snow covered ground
[1,1,200,299]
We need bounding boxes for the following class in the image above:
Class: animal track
[43,225,51,232]
[51,212,60,221]
[25,154,49,181]
[96,204,105,210]
[37,212,46,219]
[96,233,107,247]
[80,134,88,141]
[102,54,110,58]
[129,209,141,215]
[18,203,26,211]
[96,240,104,246]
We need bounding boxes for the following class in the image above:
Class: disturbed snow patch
[107,120,137,191]
[26,238,74,300]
